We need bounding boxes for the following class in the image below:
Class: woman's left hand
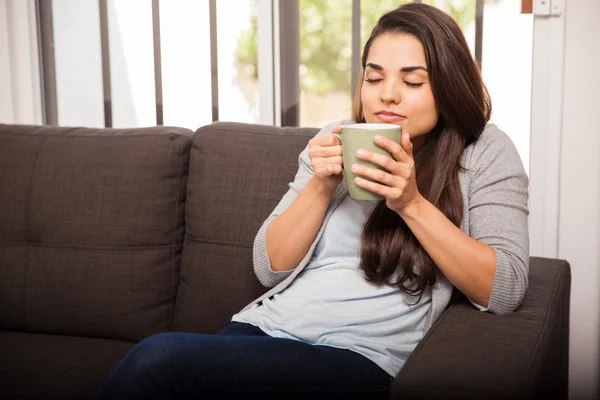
[352,133,422,216]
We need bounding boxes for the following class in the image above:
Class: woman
[95,3,529,398]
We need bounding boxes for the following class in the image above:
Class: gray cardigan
[238,121,530,332]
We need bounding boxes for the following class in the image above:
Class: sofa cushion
[390,257,571,400]
[174,122,318,333]
[0,331,135,400]
[0,124,192,341]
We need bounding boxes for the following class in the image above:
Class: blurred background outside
[47,0,532,172]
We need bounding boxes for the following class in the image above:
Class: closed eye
[365,78,424,88]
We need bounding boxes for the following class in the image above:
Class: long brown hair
[354,3,491,296]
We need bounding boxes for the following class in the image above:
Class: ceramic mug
[333,123,402,200]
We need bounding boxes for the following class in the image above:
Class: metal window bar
[258,0,277,125]
[351,0,361,99]
[475,0,484,68]
[152,0,164,125]
[209,0,219,122]
[278,0,299,127]
[35,0,58,125]
[98,0,112,127]
[272,0,281,126]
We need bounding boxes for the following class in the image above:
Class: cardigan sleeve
[465,125,530,314]
[253,121,341,287]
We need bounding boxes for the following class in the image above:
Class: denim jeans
[94,322,393,399]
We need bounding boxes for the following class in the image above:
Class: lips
[377,111,403,117]
[375,111,405,123]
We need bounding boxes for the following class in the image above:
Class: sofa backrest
[173,122,318,333]
[0,124,192,342]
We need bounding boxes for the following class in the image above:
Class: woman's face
[361,33,439,148]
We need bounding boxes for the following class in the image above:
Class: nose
[380,80,401,104]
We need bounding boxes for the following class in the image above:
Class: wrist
[310,175,338,198]
[398,193,426,220]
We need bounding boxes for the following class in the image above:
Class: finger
[331,124,343,134]
[395,162,413,179]
[354,176,403,199]
[374,135,410,163]
[328,164,343,175]
[322,156,343,167]
[355,149,398,173]
[402,133,414,159]
[314,155,343,169]
[313,134,341,147]
[309,145,342,159]
[325,133,341,146]
[317,163,342,176]
[320,145,343,157]
[351,164,401,188]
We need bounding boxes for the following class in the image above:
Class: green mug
[333,123,402,200]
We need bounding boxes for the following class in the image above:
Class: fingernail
[374,136,383,143]
[351,164,360,172]
[356,149,365,157]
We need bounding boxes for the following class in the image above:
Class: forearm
[399,195,496,307]
[266,176,336,272]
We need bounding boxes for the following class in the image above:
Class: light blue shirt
[232,194,432,376]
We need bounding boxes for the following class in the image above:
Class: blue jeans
[95,322,393,399]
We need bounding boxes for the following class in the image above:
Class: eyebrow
[365,63,428,73]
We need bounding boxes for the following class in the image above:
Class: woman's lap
[95,322,392,399]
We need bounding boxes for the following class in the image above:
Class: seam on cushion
[2,242,175,250]
[0,131,192,138]
[25,136,47,242]
[181,139,194,329]
[171,140,186,328]
[516,265,563,398]
[194,125,317,138]
[21,136,47,331]
[185,236,252,249]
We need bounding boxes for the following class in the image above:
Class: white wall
[0,0,42,125]
[0,0,15,123]
[480,0,533,174]
[52,0,104,127]
[560,1,600,399]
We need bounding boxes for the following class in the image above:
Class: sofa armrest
[391,257,571,400]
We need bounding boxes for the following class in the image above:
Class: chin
[364,115,378,124]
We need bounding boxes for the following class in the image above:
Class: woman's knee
[118,332,185,376]
[96,333,188,399]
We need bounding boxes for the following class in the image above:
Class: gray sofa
[0,122,571,399]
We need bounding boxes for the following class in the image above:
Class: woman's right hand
[308,124,344,189]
